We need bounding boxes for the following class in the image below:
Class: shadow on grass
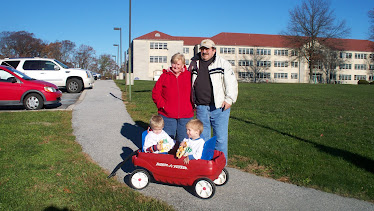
[231,116,374,174]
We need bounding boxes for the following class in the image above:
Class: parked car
[92,72,101,80]
[0,65,62,110]
[0,58,94,93]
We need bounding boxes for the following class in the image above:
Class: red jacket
[152,67,194,119]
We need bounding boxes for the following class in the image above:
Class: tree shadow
[230,116,374,174]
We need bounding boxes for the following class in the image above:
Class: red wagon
[109,131,229,199]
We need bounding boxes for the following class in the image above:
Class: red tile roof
[134,31,374,52]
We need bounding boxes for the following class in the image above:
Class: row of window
[339,74,367,80]
[150,42,167,49]
[238,72,298,79]
[237,60,298,68]
[238,72,367,80]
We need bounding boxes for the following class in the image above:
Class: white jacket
[190,54,238,108]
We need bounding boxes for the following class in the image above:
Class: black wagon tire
[193,178,216,199]
[129,169,150,190]
[67,78,83,93]
[213,168,229,186]
[23,93,44,110]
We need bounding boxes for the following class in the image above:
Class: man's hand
[221,101,232,111]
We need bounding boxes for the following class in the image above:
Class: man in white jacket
[189,39,238,164]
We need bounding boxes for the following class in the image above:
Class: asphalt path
[71,80,374,211]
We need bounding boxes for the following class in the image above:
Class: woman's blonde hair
[186,119,204,135]
[150,115,164,129]
[171,53,185,65]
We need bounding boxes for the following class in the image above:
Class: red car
[0,65,62,110]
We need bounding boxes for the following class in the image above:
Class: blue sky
[2,0,373,57]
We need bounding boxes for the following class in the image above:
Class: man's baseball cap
[200,39,215,49]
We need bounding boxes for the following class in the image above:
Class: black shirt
[194,53,215,105]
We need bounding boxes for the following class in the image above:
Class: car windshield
[8,67,34,80]
[54,60,69,69]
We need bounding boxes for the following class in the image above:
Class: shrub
[358,80,370,85]
[370,81,374,85]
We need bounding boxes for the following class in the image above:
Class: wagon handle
[107,150,138,179]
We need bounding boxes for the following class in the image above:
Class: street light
[113,44,119,73]
[128,0,132,101]
[113,27,122,74]
[112,55,116,77]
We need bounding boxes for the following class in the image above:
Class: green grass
[0,111,173,210]
[116,80,374,202]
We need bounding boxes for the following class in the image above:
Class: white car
[0,58,94,93]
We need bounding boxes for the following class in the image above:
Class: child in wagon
[176,119,205,164]
[143,115,175,153]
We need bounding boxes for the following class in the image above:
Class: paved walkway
[72,80,374,211]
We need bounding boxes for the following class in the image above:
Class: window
[220,47,235,54]
[340,52,352,59]
[339,74,351,80]
[257,61,271,67]
[1,61,20,69]
[355,53,367,59]
[238,60,252,66]
[185,59,190,66]
[274,73,288,79]
[150,56,167,63]
[354,75,366,80]
[0,69,14,82]
[257,49,271,55]
[238,72,253,79]
[291,62,298,68]
[183,47,189,54]
[291,73,298,79]
[274,49,288,56]
[354,64,366,70]
[238,48,253,55]
[257,72,271,79]
[340,64,352,69]
[370,65,374,70]
[274,61,288,67]
[150,42,167,49]
[291,50,298,56]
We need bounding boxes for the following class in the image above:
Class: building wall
[133,36,373,84]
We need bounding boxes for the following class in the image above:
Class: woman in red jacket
[152,53,194,142]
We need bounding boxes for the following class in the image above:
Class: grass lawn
[0,111,173,210]
[116,80,374,202]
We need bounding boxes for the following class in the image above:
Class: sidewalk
[72,80,374,211]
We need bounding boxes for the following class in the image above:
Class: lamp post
[113,27,122,74]
[112,55,116,78]
[113,44,119,75]
[128,0,132,101]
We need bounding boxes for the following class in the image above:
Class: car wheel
[129,169,150,190]
[23,93,44,110]
[193,178,216,199]
[67,78,83,93]
[213,168,229,186]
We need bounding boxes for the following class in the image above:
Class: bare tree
[0,31,46,58]
[283,0,350,82]
[72,44,96,70]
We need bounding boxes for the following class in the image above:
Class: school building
[131,30,374,84]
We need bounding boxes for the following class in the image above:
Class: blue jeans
[160,114,192,142]
[196,105,230,162]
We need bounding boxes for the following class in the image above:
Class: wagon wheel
[213,168,229,186]
[129,169,150,190]
[193,178,216,199]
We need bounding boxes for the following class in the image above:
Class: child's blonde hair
[186,119,204,135]
[150,115,164,129]
[171,53,185,65]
